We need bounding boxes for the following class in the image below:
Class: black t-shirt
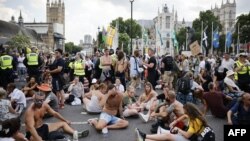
[51,58,65,78]
[148,56,157,72]
[202,75,213,92]
[214,68,227,81]
[162,56,174,71]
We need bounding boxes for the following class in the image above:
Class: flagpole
[237,23,240,54]
[201,21,203,54]
[225,27,227,53]
[211,22,214,54]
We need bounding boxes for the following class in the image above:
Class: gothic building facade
[211,0,236,32]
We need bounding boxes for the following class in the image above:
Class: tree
[192,10,222,53]
[65,42,82,54]
[176,27,186,48]
[8,34,31,52]
[234,12,250,44]
[110,17,142,54]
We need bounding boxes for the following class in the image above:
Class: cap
[37,83,52,92]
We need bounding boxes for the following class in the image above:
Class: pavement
[16,81,226,141]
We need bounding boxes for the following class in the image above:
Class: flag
[202,26,208,49]
[213,27,219,48]
[226,31,232,48]
[171,30,179,52]
[157,29,163,46]
[102,27,107,44]
[142,27,148,45]
[106,26,116,47]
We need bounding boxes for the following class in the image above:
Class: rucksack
[177,77,191,94]
[205,61,211,72]
[190,126,215,141]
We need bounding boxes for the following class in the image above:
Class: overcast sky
[0,0,249,44]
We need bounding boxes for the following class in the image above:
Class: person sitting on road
[82,83,107,113]
[224,70,244,99]
[22,76,38,97]
[115,78,125,93]
[136,103,215,141]
[0,88,17,121]
[65,76,84,105]
[42,73,52,88]
[36,83,59,115]
[122,86,140,117]
[24,91,89,141]
[203,83,233,118]
[6,83,26,115]
[137,82,157,112]
[227,93,250,125]
[0,118,28,141]
[88,84,129,134]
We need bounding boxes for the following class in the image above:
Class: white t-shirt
[9,88,26,107]
[116,84,125,93]
[85,59,93,70]
[221,59,235,71]
[0,99,11,121]
[207,58,216,68]
[198,60,206,72]
[130,57,140,77]
[17,56,26,68]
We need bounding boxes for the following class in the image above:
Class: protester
[88,84,128,134]
[22,76,38,97]
[24,92,89,141]
[0,88,17,121]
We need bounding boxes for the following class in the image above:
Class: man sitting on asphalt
[88,84,129,134]
[24,87,89,141]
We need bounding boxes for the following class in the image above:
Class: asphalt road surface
[16,81,225,141]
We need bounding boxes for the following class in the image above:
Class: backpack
[165,56,174,69]
[205,61,211,72]
[190,126,215,141]
[177,77,191,94]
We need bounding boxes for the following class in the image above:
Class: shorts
[99,112,121,125]
[163,71,174,84]
[26,124,49,140]
[52,77,64,91]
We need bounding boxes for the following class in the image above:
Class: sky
[0,0,249,44]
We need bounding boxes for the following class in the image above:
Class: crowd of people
[0,46,250,141]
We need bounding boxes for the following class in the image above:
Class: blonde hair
[0,87,7,98]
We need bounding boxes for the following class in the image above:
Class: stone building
[211,0,236,32]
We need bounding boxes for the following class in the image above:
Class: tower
[46,0,65,35]
[18,10,23,26]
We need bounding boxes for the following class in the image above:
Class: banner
[189,41,201,56]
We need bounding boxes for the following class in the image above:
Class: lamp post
[136,36,139,49]
[130,0,134,55]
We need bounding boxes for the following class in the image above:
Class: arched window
[166,40,170,48]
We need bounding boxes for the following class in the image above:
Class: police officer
[234,53,250,93]
[0,50,15,89]
[73,52,85,83]
[23,47,42,83]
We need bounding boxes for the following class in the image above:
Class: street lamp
[130,0,134,55]
[136,36,139,49]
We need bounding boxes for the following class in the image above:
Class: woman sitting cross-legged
[122,86,140,117]
[22,77,38,97]
[136,103,215,141]
[82,83,107,113]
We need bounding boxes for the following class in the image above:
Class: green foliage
[110,17,142,54]
[8,34,31,52]
[192,10,222,49]
[65,42,82,54]
[234,12,250,43]
[176,27,186,47]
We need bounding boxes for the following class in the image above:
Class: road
[16,81,225,141]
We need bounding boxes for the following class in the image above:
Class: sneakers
[73,131,78,141]
[138,113,149,123]
[78,130,89,138]
[135,128,146,141]
[102,126,108,134]
[73,130,89,141]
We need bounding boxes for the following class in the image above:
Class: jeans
[176,92,194,104]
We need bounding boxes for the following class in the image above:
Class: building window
[229,10,232,19]
[166,16,170,28]
[166,40,170,48]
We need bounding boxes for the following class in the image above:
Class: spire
[211,5,213,10]
[34,18,36,23]
[172,5,174,13]
[221,0,224,6]
[233,0,236,3]
[18,10,23,26]
[182,18,185,24]
[226,0,229,4]
[47,0,49,4]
